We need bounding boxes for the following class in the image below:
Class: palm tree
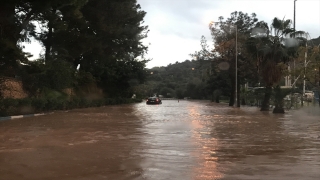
[246,17,305,113]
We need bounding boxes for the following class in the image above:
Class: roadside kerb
[0,113,51,122]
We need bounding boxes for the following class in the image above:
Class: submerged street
[0,100,320,180]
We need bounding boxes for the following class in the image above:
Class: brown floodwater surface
[0,100,319,180]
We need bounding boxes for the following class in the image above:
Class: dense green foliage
[135,59,230,101]
[203,12,319,112]
[0,0,149,102]
[138,12,319,113]
[194,12,262,106]
[150,60,212,99]
[0,95,142,116]
[246,17,307,112]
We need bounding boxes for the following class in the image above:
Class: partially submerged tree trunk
[241,98,246,105]
[229,76,235,106]
[272,85,285,113]
[215,96,220,103]
[213,89,221,103]
[261,85,272,111]
[236,78,240,107]
[273,106,285,113]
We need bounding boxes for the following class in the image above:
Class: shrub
[0,94,142,117]
[45,60,75,91]
[18,98,32,107]
[68,96,81,109]
[79,98,90,108]
[0,98,19,116]
[31,98,47,111]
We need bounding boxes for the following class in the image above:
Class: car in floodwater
[146,97,162,105]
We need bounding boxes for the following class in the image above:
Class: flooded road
[1,100,320,180]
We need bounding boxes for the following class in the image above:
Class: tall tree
[209,11,259,106]
[0,1,35,76]
[29,0,88,62]
[294,44,320,105]
[78,0,149,96]
[246,17,305,112]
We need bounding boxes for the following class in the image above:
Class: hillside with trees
[142,60,213,100]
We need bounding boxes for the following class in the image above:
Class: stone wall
[0,77,28,99]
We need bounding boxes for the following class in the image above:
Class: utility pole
[302,42,307,106]
[303,43,308,96]
[293,0,297,32]
[293,0,297,89]
[235,25,238,107]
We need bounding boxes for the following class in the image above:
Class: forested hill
[148,60,210,82]
[309,36,320,46]
[142,59,215,99]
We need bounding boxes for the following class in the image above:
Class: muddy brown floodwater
[0,100,320,180]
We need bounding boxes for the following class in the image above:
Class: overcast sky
[137,0,320,68]
[23,0,320,69]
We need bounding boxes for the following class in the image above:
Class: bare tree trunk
[229,75,235,106]
[236,78,240,107]
[261,85,272,111]
[273,85,285,113]
[45,9,57,62]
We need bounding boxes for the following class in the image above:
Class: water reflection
[135,100,320,180]
[0,105,147,180]
[188,103,223,179]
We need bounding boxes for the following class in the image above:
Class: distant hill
[148,60,210,82]
[145,60,212,99]
[309,36,320,46]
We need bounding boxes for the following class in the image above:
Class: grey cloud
[138,0,222,26]
[138,0,222,40]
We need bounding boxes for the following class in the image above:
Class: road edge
[0,113,52,122]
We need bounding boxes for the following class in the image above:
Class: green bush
[2,98,19,108]
[79,98,90,108]
[68,97,81,109]
[0,99,7,116]
[18,98,32,107]
[0,95,142,117]
[0,98,20,116]
[45,60,75,91]
[31,98,47,111]
[105,98,114,105]
[92,99,105,107]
